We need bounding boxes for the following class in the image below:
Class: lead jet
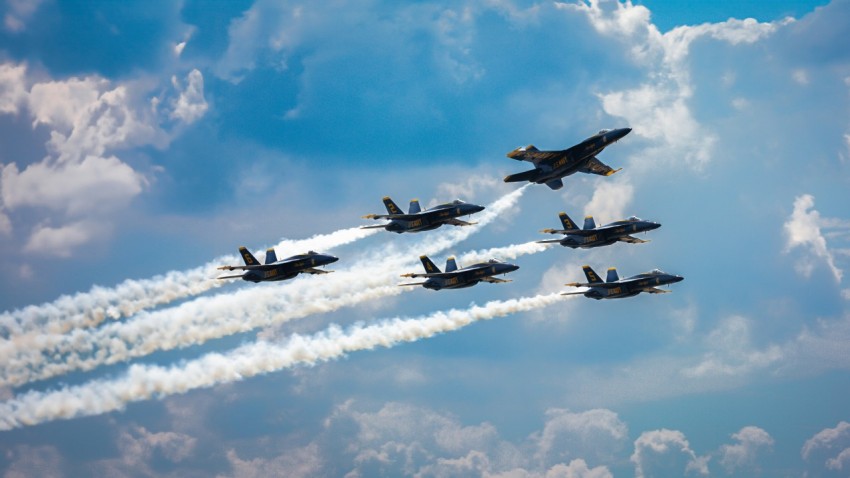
[537,212,660,249]
[562,265,683,299]
[361,196,485,233]
[217,247,338,283]
[399,255,519,290]
[503,128,631,190]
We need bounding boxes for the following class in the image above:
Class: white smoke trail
[0,227,377,338]
[0,292,565,431]
[1,187,529,387]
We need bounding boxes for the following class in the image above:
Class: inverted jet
[362,196,485,233]
[399,255,519,290]
[503,128,631,190]
[537,212,660,249]
[561,265,683,299]
[217,247,338,283]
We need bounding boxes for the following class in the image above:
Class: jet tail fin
[503,169,541,183]
[582,265,603,284]
[239,247,260,267]
[264,248,277,264]
[382,196,403,215]
[559,212,578,231]
[445,256,458,272]
[606,267,620,283]
[583,216,597,230]
[408,199,421,214]
[420,255,441,273]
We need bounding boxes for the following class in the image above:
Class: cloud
[783,194,843,282]
[533,408,628,467]
[631,429,710,478]
[3,0,46,33]
[170,69,208,124]
[582,178,633,224]
[23,220,107,257]
[802,421,850,468]
[718,426,774,473]
[682,315,782,378]
[2,444,63,478]
[0,62,27,114]
[223,444,322,478]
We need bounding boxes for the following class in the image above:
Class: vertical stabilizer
[264,248,278,264]
[408,199,421,214]
[606,267,620,283]
[445,256,458,272]
[582,265,603,284]
[383,196,402,215]
[559,212,578,230]
[583,216,597,230]
[239,247,260,266]
[420,255,441,274]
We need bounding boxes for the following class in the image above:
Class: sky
[1,0,849,476]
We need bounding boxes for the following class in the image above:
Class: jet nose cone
[506,264,520,272]
[672,275,684,283]
[649,222,661,230]
[473,205,486,213]
[326,255,339,264]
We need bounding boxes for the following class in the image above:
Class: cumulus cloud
[23,220,107,257]
[533,408,628,467]
[0,61,207,256]
[783,194,843,282]
[718,426,774,473]
[3,444,63,478]
[802,421,850,471]
[3,0,46,33]
[682,315,782,378]
[0,62,27,114]
[631,429,709,478]
[582,179,634,224]
[170,69,208,124]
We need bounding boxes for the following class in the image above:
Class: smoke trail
[0,227,377,338]
[0,292,565,431]
[1,187,529,387]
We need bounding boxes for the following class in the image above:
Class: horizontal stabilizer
[618,235,649,244]
[360,224,389,229]
[398,282,427,287]
[445,218,477,226]
[561,291,586,296]
[216,274,245,280]
[536,239,564,244]
[503,169,541,183]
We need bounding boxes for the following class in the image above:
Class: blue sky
[1,0,849,476]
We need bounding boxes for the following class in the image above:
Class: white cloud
[0,62,27,114]
[802,421,850,459]
[3,444,63,478]
[0,209,10,235]
[2,155,146,216]
[783,194,843,282]
[631,429,709,478]
[718,426,774,473]
[582,179,633,224]
[170,69,209,124]
[3,0,46,33]
[792,68,810,85]
[545,459,613,478]
[533,408,628,467]
[23,221,106,257]
[223,445,322,478]
[682,316,782,378]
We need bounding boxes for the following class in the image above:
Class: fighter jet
[537,212,660,249]
[503,128,631,190]
[217,247,338,283]
[562,265,683,299]
[399,255,519,290]
[362,196,485,233]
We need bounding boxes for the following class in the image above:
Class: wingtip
[606,168,623,176]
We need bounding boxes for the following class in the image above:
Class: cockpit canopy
[627,216,641,221]
[649,269,665,275]
[452,199,464,205]
[487,259,502,264]
[307,250,318,255]
[598,129,612,135]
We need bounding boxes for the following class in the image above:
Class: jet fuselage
[241,252,339,283]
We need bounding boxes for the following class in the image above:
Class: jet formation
[562,265,683,299]
[361,197,484,233]
[537,212,660,249]
[503,128,631,190]
[217,247,338,283]
[218,126,683,299]
[399,255,519,290]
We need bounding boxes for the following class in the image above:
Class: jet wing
[216,273,246,280]
[360,224,389,229]
[536,239,565,244]
[540,228,596,236]
[362,213,422,220]
[565,281,620,289]
[480,276,511,283]
[217,264,277,272]
[302,268,333,275]
[398,281,427,287]
[618,235,649,244]
[400,272,456,279]
[578,157,621,176]
[507,146,564,164]
[644,287,671,294]
[444,218,477,226]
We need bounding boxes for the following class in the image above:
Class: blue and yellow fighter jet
[399,255,519,290]
[217,247,338,283]
[361,197,485,233]
[561,265,683,299]
[503,128,631,190]
[537,212,660,248]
